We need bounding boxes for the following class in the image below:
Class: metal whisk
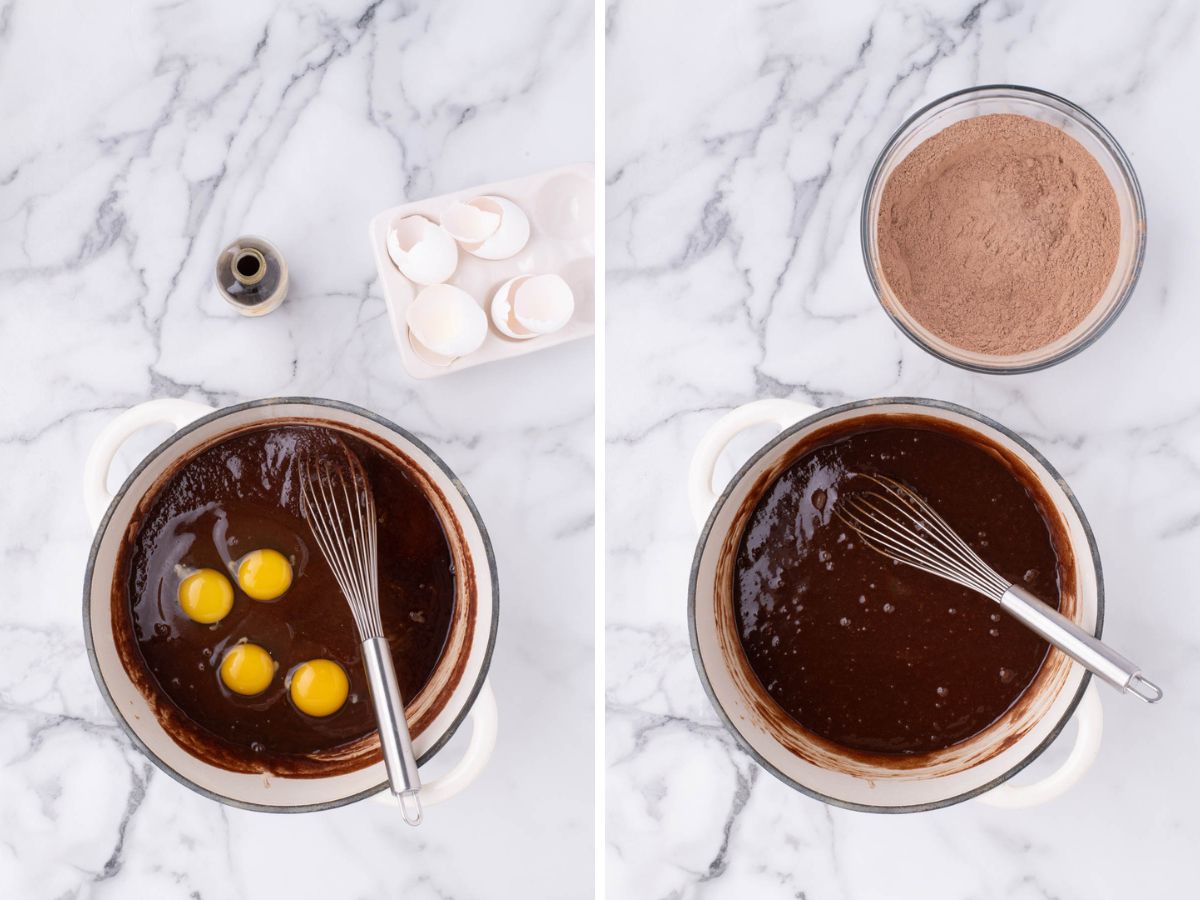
[835,474,1162,704]
[299,445,425,824]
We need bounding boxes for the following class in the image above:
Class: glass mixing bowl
[860,85,1147,374]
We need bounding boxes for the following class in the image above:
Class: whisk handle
[1001,586,1162,703]
[362,636,425,823]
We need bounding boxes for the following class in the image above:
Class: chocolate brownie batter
[735,418,1065,755]
[121,423,455,771]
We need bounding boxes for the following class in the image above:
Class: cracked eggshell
[535,171,594,240]
[442,200,502,246]
[386,215,458,285]
[407,335,457,368]
[490,275,538,340]
[513,274,574,335]
[406,283,488,360]
[459,196,530,260]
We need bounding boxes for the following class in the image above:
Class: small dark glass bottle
[214,236,288,316]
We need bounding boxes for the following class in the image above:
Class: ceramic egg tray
[369,163,595,379]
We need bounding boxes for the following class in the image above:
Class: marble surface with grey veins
[0,1,593,897]
[606,0,1198,897]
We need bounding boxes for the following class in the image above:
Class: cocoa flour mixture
[877,114,1119,355]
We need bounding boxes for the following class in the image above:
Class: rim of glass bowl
[859,84,1147,375]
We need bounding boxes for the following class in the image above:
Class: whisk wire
[879,481,1010,595]
[300,453,384,640]
[337,461,374,633]
[836,476,1010,601]
[866,481,991,579]
[839,500,996,597]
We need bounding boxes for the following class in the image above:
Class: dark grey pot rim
[82,396,500,814]
[859,83,1147,375]
[687,396,1104,814]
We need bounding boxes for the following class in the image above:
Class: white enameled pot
[688,397,1104,812]
[82,398,498,813]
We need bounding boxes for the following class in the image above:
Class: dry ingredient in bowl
[877,114,1120,355]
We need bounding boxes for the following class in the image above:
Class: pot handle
[374,678,498,809]
[83,398,216,529]
[688,398,820,529]
[977,680,1103,808]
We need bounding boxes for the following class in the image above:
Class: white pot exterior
[83,398,498,812]
[689,398,1102,812]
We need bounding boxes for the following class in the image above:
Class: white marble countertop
[0,1,593,897]
[607,1,1198,897]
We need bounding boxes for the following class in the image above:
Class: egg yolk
[178,569,234,624]
[289,659,350,717]
[219,643,276,695]
[237,549,293,601]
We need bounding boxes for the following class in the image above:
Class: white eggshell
[463,196,530,260]
[386,215,458,285]
[407,333,457,368]
[490,275,538,340]
[535,172,594,240]
[406,284,488,358]
[442,200,502,245]
[513,274,574,335]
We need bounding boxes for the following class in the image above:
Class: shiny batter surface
[735,421,1062,755]
[122,424,454,768]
